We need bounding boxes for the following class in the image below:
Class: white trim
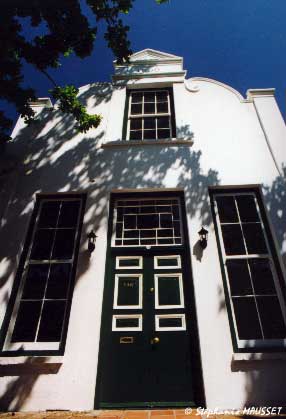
[154,273,184,309]
[112,315,143,332]
[155,314,186,331]
[154,255,181,269]
[113,274,143,309]
[116,256,143,270]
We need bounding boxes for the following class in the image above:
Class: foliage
[0,0,167,142]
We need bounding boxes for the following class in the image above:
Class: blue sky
[4,0,286,128]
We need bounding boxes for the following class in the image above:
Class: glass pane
[11,301,42,342]
[46,263,71,299]
[37,301,66,342]
[242,223,268,254]
[144,103,155,114]
[131,103,142,115]
[116,318,139,328]
[156,102,168,113]
[140,205,156,213]
[140,229,156,238]
[157,257,179,267]
[131,92,143,103]
[158,276,182,306]
[157,229,173,238]
[123,239,139,246]
[124,230,139,238]
[117,276,140,306]
[22,264,49,299]
[125,206,138,214]
[58,201,80,228]
[249,259,276,295]
[118,258,141,268]
[137,214,159,229]
[143,130,156,140]
[172,205,180,219]
[144,118,156,129]
[232,297,262,339]
[156,91,168,102]
[116,223,123,238]
[157,129,170,139]
[221,224,246,255]
[52,229,76,259]
[144,92,155,102]
[226,259,252,296]
[129,130,142,140]
[159,317,183,328]
[30,229,55,260]
[160,213,173,228]
[216,196,238,223]
[38,201,60,228]
[157,117,170,129]
[173,221,181,236]
[130,118,142,130]
[257,296,286,339]
[117,207,124,222]
[141,238,156,245]
[124,215,136,229]
[236,195,259,222]
[158,238,174,244]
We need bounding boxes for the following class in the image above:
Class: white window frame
[3,196,84,352]
[127,89,173,141]
[154,273,184,309]
[112,314,143,332]
[116,256,143,270]
[213,190,286,350]
[113,274,143,309]
[155,314,186,331]
[154,255,181,269]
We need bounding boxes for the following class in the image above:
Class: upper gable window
[127,89,176,141]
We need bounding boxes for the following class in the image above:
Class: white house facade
[0,49,286,411]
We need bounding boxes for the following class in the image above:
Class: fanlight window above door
[113,198,183,247]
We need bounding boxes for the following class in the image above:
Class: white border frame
[154,255,181,269]
[155,314,186,331]
[116,256,143,270]
[112,314,143,332]
[113,274,143,309]
[154,273,184,309]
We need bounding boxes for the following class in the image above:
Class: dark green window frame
[0,193,86,356]
[210,186,286,353]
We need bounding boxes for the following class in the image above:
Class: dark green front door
[96,193,204,408]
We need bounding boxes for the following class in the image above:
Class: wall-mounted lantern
[198,227,208,250]
[87,230,97,253]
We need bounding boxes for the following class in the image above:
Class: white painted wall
[0,51,286,411]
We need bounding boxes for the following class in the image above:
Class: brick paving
[0,411,285,419]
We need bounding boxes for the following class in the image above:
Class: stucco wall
[0,71,286,411]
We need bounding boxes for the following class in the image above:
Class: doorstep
[0,411,286,419]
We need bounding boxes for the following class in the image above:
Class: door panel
[96,195,204,408]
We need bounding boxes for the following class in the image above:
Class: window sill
[0,356,63,374]
[101,138,194,148]
[232,352,286,362]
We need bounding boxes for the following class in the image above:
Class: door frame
[94,190,206,409]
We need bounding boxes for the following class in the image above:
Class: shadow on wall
[216,168,286,407]
[264,166,286,268]
[0,101,219,410]
[0,356,61,411]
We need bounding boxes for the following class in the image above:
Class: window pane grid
[128,90,172,141]
[113,198,183,247]
[214,191,286,343]
[9,197,82,345]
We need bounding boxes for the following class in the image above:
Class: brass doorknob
[150,287,154,292]
[151,337,160,344]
